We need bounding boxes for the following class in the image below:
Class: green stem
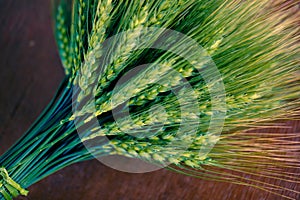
[0,78,105,199]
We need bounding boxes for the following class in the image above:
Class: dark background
[0,1,299,199]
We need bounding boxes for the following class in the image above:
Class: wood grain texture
[0,1,299,200]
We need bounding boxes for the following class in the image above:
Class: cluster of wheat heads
[55,0,300,198]
[0,0,299,199]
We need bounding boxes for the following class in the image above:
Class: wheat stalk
[0,1,299,199]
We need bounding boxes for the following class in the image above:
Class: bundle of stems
[0,0,300,199]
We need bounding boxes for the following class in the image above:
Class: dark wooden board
[0,1,299,200]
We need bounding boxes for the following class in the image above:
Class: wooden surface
[0,1,299,200]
